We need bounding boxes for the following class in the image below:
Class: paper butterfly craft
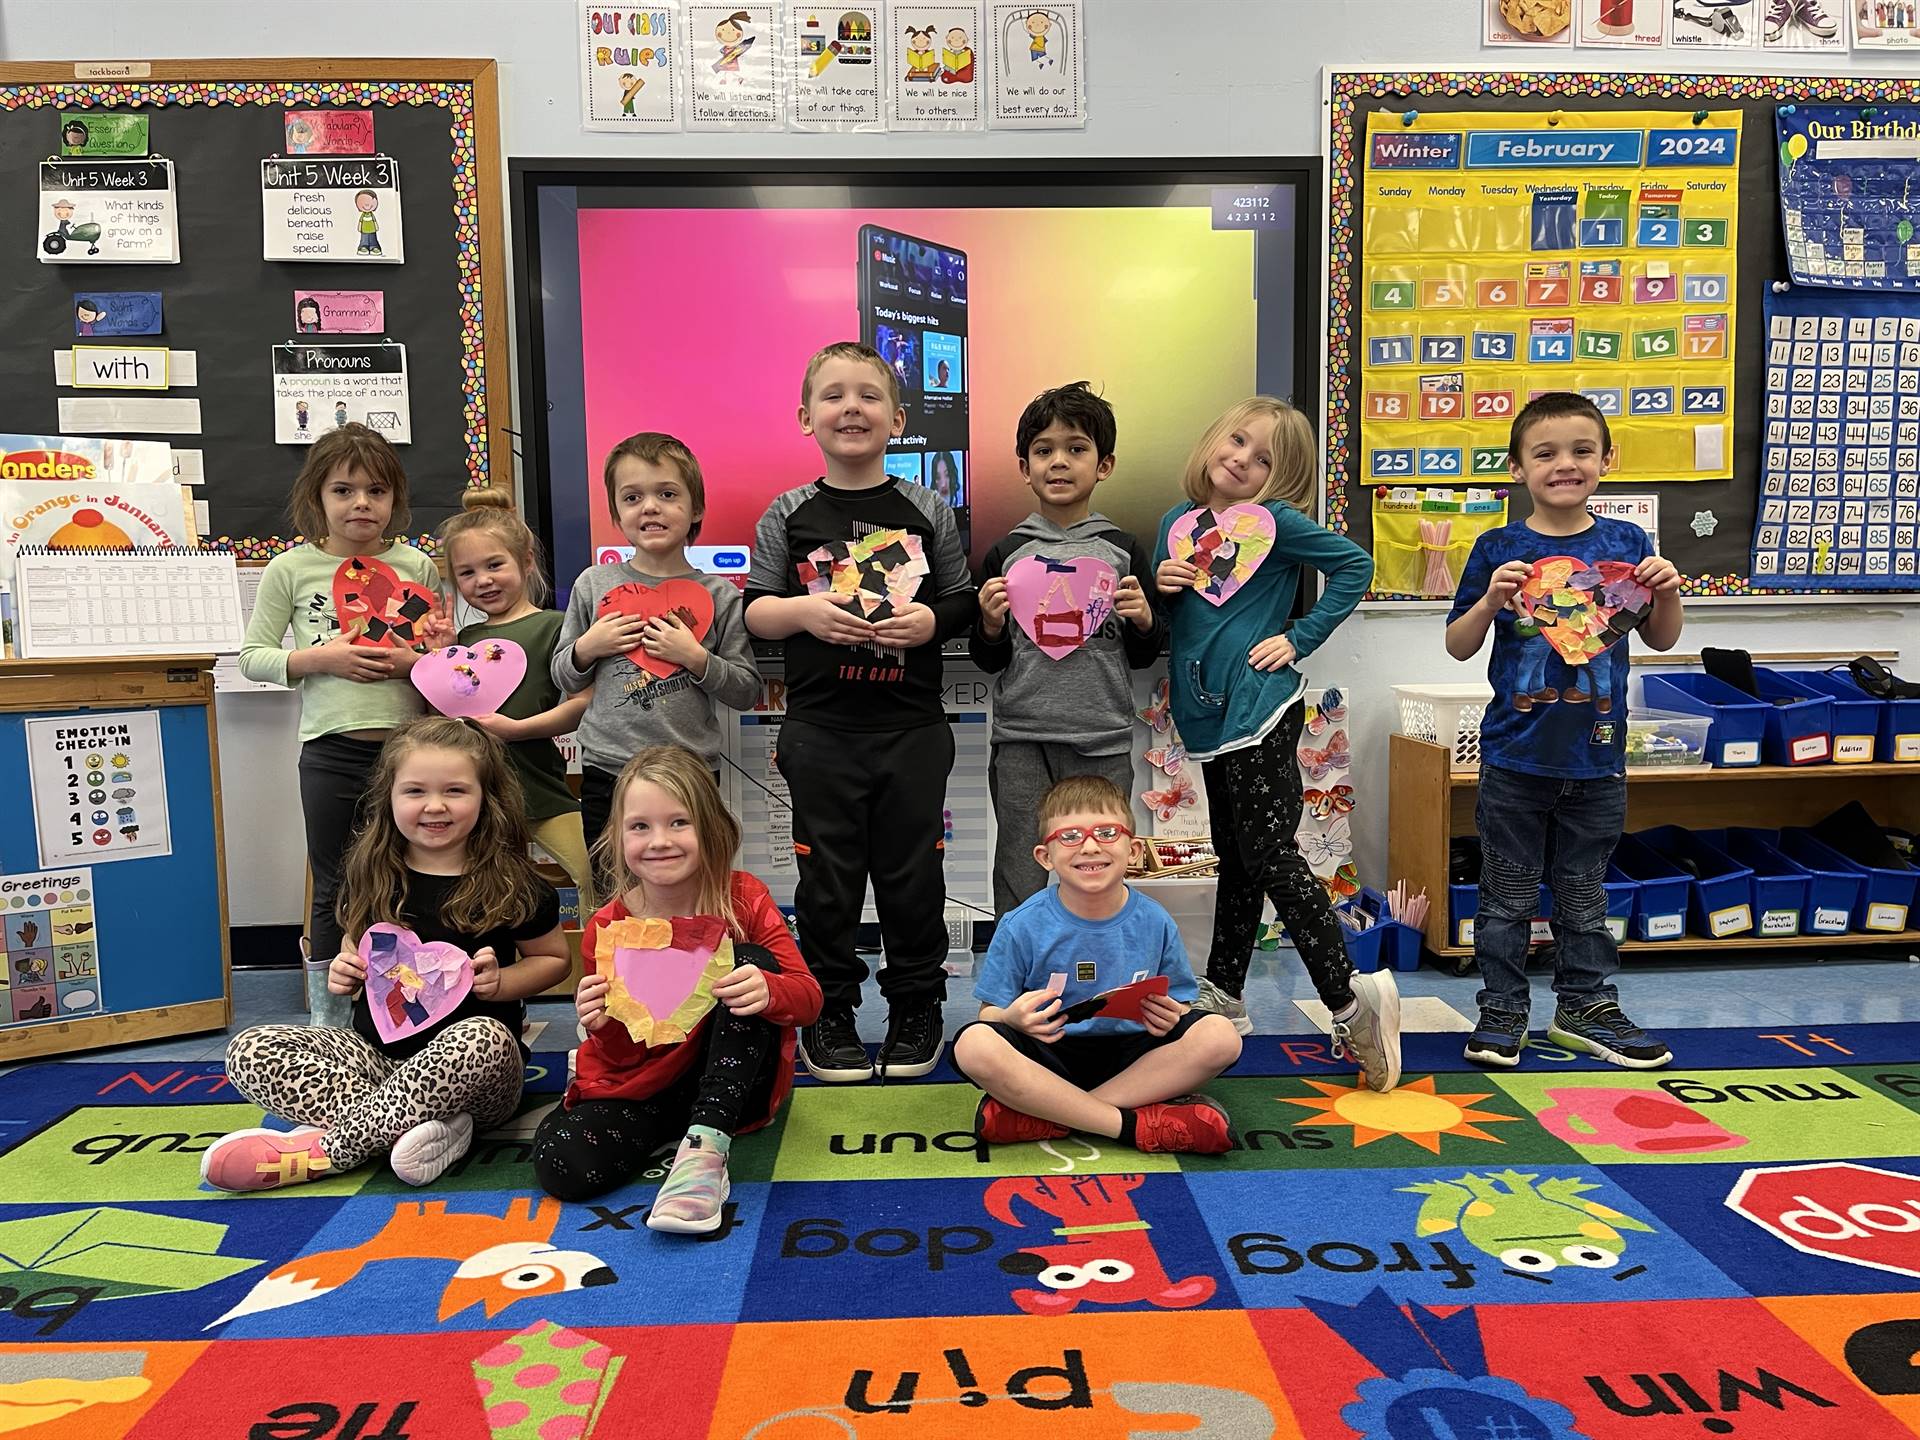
[411,639,527,718]
[332,554,437,649]
[1304,783,1355,821]
[798,527,929,625]
[359,924,474,1044]
[1142,771,1198,822]
[1144,741,1186,777]
[597,579,716,678]
[1005,553,1118,660]
[1298,729,1351,782]
[1306,685,1347,735]
[1137,676,1172,733]
[1300,817,1354,874]
[597,914,735,1047]
[471,1319,626,1440]
[1515,556,1655,666]
[1167,503,1277,606]
[1321,860,1361,902]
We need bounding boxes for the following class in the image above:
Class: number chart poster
[1359,109,1740,487]
[0,868,100,1027]
[24,711,172,867]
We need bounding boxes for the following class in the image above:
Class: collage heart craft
[597,579,715,678]
[359,924,474,1044]
[331,554,437,649]
[597,914,735,1047]
[1515,556,1654,666]
[798,527,929,624]
[1167,503,1276,606]
[1004,553,1118,660]
[410,639,528,718]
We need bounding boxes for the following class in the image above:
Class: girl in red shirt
[532,745,820,1231]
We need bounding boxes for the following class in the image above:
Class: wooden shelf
[1425,929,1920,960]
[1441,759,1920,787]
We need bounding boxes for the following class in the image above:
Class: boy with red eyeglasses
[951,775,1242,1153]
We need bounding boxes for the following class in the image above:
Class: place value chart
[1359,109,1741,484]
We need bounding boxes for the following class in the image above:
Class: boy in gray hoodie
[971,382,1165,912]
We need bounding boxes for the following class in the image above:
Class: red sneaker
[1133,1094,1233,1154]
[975,1096,1069,1144]
[200,1126,334,1192]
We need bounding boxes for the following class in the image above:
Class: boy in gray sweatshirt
[971,382,1165,912]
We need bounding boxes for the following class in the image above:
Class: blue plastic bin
[1785,827,1920,933]
[1750,670,1836,766]
[1706,828,1814,937]
[1791,669,1920,764]
[1610,832,1692,940]
[1340,888,1423,972]
[1778,670,1883,764]
[1641,674,1771,767]
[1635,826,1756,938]
[1540,873,1637,944]
[1775,829,1869,934]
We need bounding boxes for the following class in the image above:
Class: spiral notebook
[14,546,242,659]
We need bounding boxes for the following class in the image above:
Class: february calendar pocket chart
[1359,110,1741,486]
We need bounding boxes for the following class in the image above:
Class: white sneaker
[1332,970,1403,1092]
[1192,977,1253,1037]
[389,1112,473,1186]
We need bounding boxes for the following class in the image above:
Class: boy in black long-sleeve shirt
[745,341,977,1082]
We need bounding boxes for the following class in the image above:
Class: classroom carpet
[2,1023,1920,1438]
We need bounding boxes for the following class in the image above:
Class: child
[1445,392,1683,1070]
[533,746,821,1229]
[553,432,761,851]
[952,776,1241,1151]
[238,424,445,967]
[1153,397,1400,1090]
[972,381,1163,912]
[441,488,595,915]
[203,718,568,1190]
[744,340,977,1083]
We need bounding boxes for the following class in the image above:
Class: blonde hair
[438,488,550,606]
[287,423,412,541]
[337,717,547,940]
[594,745,742,935]
[1037,775,1132,835]
[603,432,705,543]
[1180,396,1318,514]
[801,340,900,413]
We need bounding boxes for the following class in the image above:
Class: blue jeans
[1473,762,1624,1015]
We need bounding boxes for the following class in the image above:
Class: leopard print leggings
[224,1017,524,1170]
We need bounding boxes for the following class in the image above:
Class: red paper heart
[332,554,437,649]
[598,579,716,678]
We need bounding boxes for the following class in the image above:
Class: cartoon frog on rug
[1401,1168,1654,1279]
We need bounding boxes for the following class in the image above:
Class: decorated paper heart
[597,579,715,678]
[332,554,437,649]
[410,639,528,718]
[597,914,734,1047]
[1168,503,1276,606]
[359,923,474,1044]
[1515,556,1654,666]
[1005,553,1118,661]
[797,527,929,623]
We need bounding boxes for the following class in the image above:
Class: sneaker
[389,1112,473,1186]
[1192,977,1253,1037]
[875,999,944,1081]
[1793,0,1838,35]
[200,1126,333,1192]
[646,1133,729,1234]
[1464,1007,1529,1068]
[975,1096,1069,1144]
[800,1007,871,1083]
[1134,1094,1233,1154]
[1548,999,1672,1069]
[1765,0,1792,37]
[1331,969,1402,1092]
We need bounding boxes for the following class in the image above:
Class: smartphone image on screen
[858,223,969,551]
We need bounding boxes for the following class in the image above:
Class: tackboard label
[261,157,405,263]
[1812,907,1850,933]
[1720,740,1760,765]
[272,343,411,444]
[1642,913,1684,940]
[1865,902,1908,931]
[1789,734,1829,763]
[38,159,179,264]
[1834,735,1875,763]
[1759,908,1799,937]
[1707,903,1752,937]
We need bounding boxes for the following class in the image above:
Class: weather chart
[1360,109,1741,487]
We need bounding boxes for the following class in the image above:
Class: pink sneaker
[200,1126,334,1192]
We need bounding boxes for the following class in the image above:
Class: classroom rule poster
[271,343,412,444]
[1359,109,1740,487]
[579,0,681,130]
[24,712,172,868]
[0,868,100,1027]
[260,157,405,263]
[784,2,883,130]
[890,2,983,130]
[987,1,1085,129]
[36,159,180,265]
[688,3,781,130]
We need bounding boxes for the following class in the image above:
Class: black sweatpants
[775,716,955,1013]
[580,763,620,873]
[298,733,387,962]
[1200,703,1355,1008]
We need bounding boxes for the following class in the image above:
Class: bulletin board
[1325,68,1920,600]
[0,60,507,555]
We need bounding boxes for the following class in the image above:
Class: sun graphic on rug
[1283,1075,1521,1152]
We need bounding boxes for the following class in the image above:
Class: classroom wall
[6,0,1917,924]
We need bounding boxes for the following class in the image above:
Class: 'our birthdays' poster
[1359,109,1741,486]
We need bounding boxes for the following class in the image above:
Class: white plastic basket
[1394,683,1494,771]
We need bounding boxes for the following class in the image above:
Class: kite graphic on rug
[472,1319,625,1439]
[798,527,928,625]
[1510,555,1653,712]
[0,1207,260,1302]
[596,914,733,1047]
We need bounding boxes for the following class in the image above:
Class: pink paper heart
[410,639,528,718]
[1168,503,1277,606]
[1005,554,1119,661]
[360,923,474,1044]
[597,915,734,1046]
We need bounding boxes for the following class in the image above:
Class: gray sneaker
[1332,969,1402,1092]
[1192,977,1253,1036]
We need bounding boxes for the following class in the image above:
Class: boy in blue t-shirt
[950,776,1242,1153]
[1446,393,1684,1071]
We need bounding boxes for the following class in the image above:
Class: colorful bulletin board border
[1326,68,1920,601]
[0,61,505,562]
